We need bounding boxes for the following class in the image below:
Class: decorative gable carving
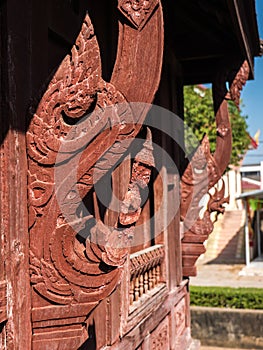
[181,60,250,276]
[26,3,164,348]
[118,0,159,30]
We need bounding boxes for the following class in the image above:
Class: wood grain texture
[25,2,164,347]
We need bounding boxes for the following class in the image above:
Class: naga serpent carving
[26,2,163,348]
[180,60,250,276]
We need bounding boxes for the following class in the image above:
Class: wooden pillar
[153,47,184,290]
[0,0,32,347]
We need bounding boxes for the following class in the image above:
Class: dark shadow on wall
[78,323,97,350]
[0,0,119,146]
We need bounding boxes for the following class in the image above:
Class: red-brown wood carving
[150,317,169,350]
[181,60,250,277]
[129,244,164,306]
[118,0,159,30]
[0,146,8,328]
[0,281,7,324]
[26,2,163,348]
[174,297,186,337]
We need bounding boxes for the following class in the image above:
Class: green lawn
[190,286,263,309]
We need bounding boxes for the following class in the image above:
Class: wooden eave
[165,0,261,85]
[227,0,261,79]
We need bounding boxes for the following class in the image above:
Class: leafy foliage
[184,85,251,166]
[190,286,263,309]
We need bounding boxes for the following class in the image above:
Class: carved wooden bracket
[181,60,250,277]
[27,2,164,348]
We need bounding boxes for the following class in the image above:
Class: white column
[244,200,250,266]
[228,169,238,209]
[256,209,262,257]
[260,161,263,189]
[236,170,242,209]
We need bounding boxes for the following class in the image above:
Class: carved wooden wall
[0,0,258,348]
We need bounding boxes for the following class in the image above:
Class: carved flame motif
[181,61,250,276]
[118,0,159,29]
[181,135,220,233]
[24,1,164,346]
[227,60,250,109]
[26,10,162,311]
[28,15,127,304]
[120,128,154,225]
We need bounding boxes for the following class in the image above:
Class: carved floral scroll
[26,2,163,348]
[180,60,250,276]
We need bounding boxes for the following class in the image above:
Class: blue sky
[241,0,263,164]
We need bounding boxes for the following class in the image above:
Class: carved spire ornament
[180,61,250,277]
[118,0,159,30]
[227,60,250,109]
[26,4,164,348]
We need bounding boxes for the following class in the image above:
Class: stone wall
[191,306,263,349]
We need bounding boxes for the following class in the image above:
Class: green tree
[183,85,251,166]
